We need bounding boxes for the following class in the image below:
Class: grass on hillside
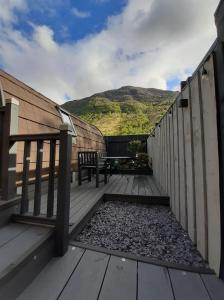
[79,101,172,135]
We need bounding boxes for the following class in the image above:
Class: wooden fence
[148,49,221,274]
[105,135,148,157]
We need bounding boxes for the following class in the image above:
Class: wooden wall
[105,134,148,157]
[147,53,221,274]
[0,70,106,183]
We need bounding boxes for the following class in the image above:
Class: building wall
[0,70,106,183]
[147,51,221,274]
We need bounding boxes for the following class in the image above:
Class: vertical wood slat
[183,83,196,243]
[201,55,221,273]
[173,102,180,221]
[47,140,56,217]
[34,140,44,216]
[178,101,187,230]
[21,141,31,214]
[191,73,208,259]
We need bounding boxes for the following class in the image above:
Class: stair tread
[17,246,84,300]
[0,223,52,280]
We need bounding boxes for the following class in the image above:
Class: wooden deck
[1,174,224,299]
[25,175,166,232]
[18,245,224,300]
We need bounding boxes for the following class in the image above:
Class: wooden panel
[169,110,175,213]
[178,103,187,229]
[169,269,210,300]
[200,56,221,273]
[98,256,137,300]
[138,263,174,300]
[182,85,196,243]
[17,246,84,300]
[173,101,180,220]
[59,250,109,300]
[191,74,208,259]
[166,115,171,197]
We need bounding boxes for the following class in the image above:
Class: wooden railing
[8,125,73,255]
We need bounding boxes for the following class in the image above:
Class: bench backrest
[78,151,107,166]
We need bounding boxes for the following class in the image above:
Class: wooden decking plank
[169,269,210,300]
[138,263,174,300]
[124,175,134,195]
[0,223,30,248]
[104,175,121,194]
[138,176,146,196]
[117,176,129,195]
[17,246,84,300]
[147,176,161,196]
[59,250,109,300]
[98,255,137,300]
[0,226,51,278]
[201,274,224,300]
[112,176,127,194]
[143,176,153,196]
[69,177,118,226]
[132,176,139,195]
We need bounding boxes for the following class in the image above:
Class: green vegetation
[62,86,177,135]
[127,140,144,156]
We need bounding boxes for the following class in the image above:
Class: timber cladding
[0,69,105,183]
[147,51,221,275]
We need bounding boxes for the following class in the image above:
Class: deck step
[0,222,54,300]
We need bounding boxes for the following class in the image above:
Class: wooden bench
[78,152,110,188]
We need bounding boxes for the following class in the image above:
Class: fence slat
[191,74,208,259]
[34,140,44,216]
[21,141,31,214]
[47,140,56,217]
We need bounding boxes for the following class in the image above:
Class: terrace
[1,1,224,299]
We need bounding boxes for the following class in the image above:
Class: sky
[0,0,220,103]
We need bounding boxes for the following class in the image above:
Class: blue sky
[0,0,219,103]
[14,0,127,43]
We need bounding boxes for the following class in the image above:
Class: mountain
[62,86,178,135]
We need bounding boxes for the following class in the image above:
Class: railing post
[55,124,73,256]
[1,98,19,200]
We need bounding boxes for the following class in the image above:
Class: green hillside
[62,86,178,135]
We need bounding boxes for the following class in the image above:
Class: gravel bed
[76,201,208,268]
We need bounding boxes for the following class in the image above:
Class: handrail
[5,127,72,256]
[10,132,60,142]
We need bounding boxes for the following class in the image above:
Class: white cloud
[71,7,91,18]
[32,25,57,51]
[0,0,220,104]
[0,0,27,24]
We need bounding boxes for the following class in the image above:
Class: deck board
[98,256,137,300]
[201,274,224,300]
[17,246,84,300]
[0,226,51,279]
[59,250,109,300]
[169,269,210,300]
[138,263,174,300]
[19,245,224,300]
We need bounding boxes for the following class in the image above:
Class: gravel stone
[76,201,208,268]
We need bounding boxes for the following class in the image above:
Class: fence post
[1,98,19,200]
[55,124,73,256]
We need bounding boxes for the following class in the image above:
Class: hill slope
[62,86,178,135]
